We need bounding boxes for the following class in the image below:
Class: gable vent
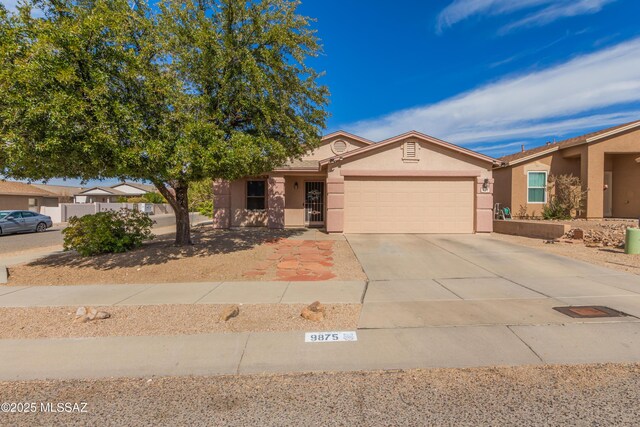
[403,141,418,160]
[332,140,348,154]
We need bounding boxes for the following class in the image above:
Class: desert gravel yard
[1,364,639,426]
[0,304,361,339]
[6,227,366,285]
[493,232,640,275]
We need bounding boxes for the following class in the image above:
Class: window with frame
[527,171,547,203]
[246,180,266,210]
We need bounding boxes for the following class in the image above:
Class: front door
[304,181,325,227]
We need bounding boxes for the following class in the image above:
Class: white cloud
[436,0,548,32]
[346,38,640,145]
[500,0,616,34]
[436,0,614,33]
[466,141,526,152]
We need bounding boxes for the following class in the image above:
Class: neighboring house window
[527,171,547,203]
[28,198,38,206]
[403,141,419,161]
[246,180,266,210]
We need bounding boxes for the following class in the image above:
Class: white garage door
[344,177,475,233]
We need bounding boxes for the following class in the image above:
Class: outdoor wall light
[482,178,490,193]
[294,182,298,190]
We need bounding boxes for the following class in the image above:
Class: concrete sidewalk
[0,280,367,306]
[2,322,640,380]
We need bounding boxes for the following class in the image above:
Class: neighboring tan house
[0,181,59,211]
[74,182,156,203]
[213,131,498,234]
[494,120,640,219]
[32,183,85,203]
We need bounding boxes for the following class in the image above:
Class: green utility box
[625,228,640,255]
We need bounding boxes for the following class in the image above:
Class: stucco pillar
[476,177,494,233]
[326,177,344,233]
[267,176,285,229]
[212,179,230,229]
[586,148,605,218]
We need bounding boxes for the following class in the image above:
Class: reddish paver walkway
[243,239,336,281]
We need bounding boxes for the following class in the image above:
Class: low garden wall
[493,220,571,239]
[41,203,174,223]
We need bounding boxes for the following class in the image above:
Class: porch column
[267,176,285,229]
[326,177,344,233]
[476,176,494,233]
[585,149,605,218]
[212,179,230,229]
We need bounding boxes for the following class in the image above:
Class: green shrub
[542,200,571,220]
[196,200,214,217]
[543,174,586,220]
[63,209,154,256]
[188,179,214,217]
[142,192,166,204]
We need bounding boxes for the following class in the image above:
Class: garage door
[344,177,475,233]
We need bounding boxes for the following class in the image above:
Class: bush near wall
[62,209,154,256]
[542,174,586,220]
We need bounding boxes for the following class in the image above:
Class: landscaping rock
[74,306,110,322]
[301,301,325,322]
[564,223,627,248]
[308,301,325,313]
[220,305,240,322]
[572,228,584,240]
[95,311,111,320]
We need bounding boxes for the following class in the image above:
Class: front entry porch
[212,174,329,230]
[283,176,327,229]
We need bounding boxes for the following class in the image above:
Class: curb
[0,265,7,284]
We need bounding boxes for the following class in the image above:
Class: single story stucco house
[213,131,498,234]
[493,120,640,219]
[0,181,59,211]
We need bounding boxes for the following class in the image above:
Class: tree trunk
[154,180,192,246]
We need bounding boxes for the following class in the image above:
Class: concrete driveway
[347,234,640,330]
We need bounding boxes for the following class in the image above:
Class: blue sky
[2,0,640,186]
[299,0,640,156]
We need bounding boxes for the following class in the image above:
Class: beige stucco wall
[498,150,582,218]
[229,178,269,227]
[0,195,57,211]
[584,129,640,218]
[327,138,493,179]
[497,127,640,219]
[0,195,30,210]
[492,167,512,212]
[611,154,640,218]
[300,135,369,162]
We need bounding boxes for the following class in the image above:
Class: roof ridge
[500,119,640,164]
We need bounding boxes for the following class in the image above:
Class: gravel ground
[0,304,361,339]
[0,363,638,426]
[7,227,366,285]
[493,232,640,275]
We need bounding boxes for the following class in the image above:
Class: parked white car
[0,210,53,235]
